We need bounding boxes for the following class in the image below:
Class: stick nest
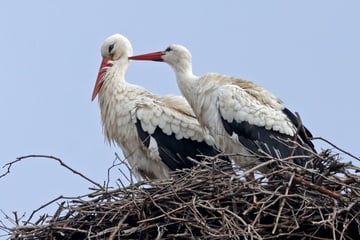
[7,150,360,240]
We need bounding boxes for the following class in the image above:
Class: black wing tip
[220,115,315,164]
[135,119,223,171]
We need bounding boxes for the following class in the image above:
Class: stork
[92,35,221,180]
[129,45,316,173]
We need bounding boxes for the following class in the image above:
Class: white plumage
[129,45,316,171]
[92,35,220,180]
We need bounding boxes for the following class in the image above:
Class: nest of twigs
[5,149,360,240]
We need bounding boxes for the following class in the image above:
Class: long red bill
[128,51,164,61]
[91,57,112,101]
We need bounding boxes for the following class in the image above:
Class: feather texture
[129,44,316,171]
[93,35,221,180]
[196,73,315,169]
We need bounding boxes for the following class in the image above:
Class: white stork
[92,35,221,180]
[129,45,316,172]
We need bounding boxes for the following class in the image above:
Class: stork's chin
[91,57,112,101]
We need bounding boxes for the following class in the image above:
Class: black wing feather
[282,108,315,151]
[135,120,221,171]
[220,116,312,166]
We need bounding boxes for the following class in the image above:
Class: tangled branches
[4,149,360,240]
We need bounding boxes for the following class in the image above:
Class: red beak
[91,57,112,101]
[128,51,164,61]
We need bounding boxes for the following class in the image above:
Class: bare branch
[1,155,104,190]
[313,137,360,162]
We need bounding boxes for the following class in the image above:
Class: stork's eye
[108,44,115,54]
[165,47,172,52]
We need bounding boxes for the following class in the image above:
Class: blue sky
[0,1,359,234]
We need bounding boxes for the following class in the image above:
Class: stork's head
[129,44,193,74]
[91,34,133,101]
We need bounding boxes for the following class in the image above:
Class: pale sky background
[1,1,359,237]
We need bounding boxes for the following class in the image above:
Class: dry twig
[3,147,359,240]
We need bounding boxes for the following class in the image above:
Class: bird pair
[92,34,315,181]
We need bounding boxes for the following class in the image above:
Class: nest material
[8,151,360,240]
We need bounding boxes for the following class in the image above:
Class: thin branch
[2,155,104,190]
[312,137,360,162]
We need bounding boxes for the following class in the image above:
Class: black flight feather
[220,115,312,166]
[135,120,223,171]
